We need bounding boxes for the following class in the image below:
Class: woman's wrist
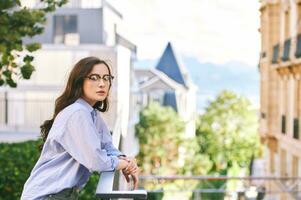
[117,158,130,170]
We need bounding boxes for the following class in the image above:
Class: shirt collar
[76,98,94,113]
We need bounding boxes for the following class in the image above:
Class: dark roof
[163,91,178,112]
[155,42,186,87]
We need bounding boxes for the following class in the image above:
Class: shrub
[0,140,101,200]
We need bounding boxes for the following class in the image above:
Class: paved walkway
[0,131,40,143]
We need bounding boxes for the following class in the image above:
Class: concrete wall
[24,8,104,44]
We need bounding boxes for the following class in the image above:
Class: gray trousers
[44,187,80,200]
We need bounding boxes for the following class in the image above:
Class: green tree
[135,102,212,199]
[194,90,261,200]
[196,90,260,175]
[135,102,185,175]
[0,0,67,87]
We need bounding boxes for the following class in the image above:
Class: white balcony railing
[96,108,147,199]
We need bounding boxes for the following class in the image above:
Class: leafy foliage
[194,90,261,199]
[0,140,42,199]
[135,102,212,199]
[136,92,260,200]
[135,102,210,176]
[0,0,67,87]
[0,140,103,200]
[196,90,260,174]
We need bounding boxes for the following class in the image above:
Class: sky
[110,0,261,67]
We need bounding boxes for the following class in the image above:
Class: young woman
[21,57,139,200]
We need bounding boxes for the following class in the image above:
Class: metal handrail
[139,175,301,180]
[138,175,301,199]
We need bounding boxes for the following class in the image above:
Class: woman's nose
[97,79,105,87]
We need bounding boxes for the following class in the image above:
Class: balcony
[272,44,279,64]
[139,175,301,200]
[282,39,291,61]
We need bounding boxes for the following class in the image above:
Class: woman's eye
[103,75,110,81]
[90,75,98,81]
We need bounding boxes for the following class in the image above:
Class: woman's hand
[122,168,139,190]
[120,157,139,174]
[119,156,140,189]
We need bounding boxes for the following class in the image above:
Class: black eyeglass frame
[85,74,114,82]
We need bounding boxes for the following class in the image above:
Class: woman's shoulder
[54,101,90,124]
[48,101,90,138]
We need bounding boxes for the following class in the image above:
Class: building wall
[0,45,121,130]
[23,8,104,44]
[102,6,122,46]
[260,0,301,197]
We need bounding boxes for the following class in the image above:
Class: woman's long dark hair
[39,57,113,150]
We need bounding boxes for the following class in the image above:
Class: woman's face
[82,63,112,106]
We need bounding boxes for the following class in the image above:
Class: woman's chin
[95,96,106,101]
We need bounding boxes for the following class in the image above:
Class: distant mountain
[134,57,259,112]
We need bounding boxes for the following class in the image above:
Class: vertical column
[269,4,281,58]
[297,2,301,33]
[282,73,288,135]
[280,148,287,176]
[279,75,284,134]
[288,74,295,137]
[290,0,296,38]
[295,72,301,140]
[292,155,298,177]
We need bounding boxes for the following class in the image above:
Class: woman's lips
[96,91,106,95]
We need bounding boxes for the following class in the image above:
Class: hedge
[0,140,99,200]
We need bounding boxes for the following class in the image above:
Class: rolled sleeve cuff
[107,149,125,157]
[111,156,119,171]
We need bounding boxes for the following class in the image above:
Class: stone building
[259,0,301,199]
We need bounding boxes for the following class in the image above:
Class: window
[296,34,301,58]
[281,115,286,134]
[293,118,299,139]
[295,79,301,140]
[282,39,291,61]
[53,15,78,45]
[272,44,279,64]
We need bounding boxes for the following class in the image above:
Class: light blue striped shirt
[21,98,123,200]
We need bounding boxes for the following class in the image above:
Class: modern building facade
[259,0,301,199]
[0,0,139,157]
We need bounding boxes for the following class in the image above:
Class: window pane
[53,15,65,44]
[53,15,78,44]
[64,15,77,33]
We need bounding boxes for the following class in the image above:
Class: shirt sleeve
[101,124,125,157]
[58,109,119,173]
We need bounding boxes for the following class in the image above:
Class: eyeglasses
[86,74,114,83]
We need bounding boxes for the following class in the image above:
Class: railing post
[4,91,8,125]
